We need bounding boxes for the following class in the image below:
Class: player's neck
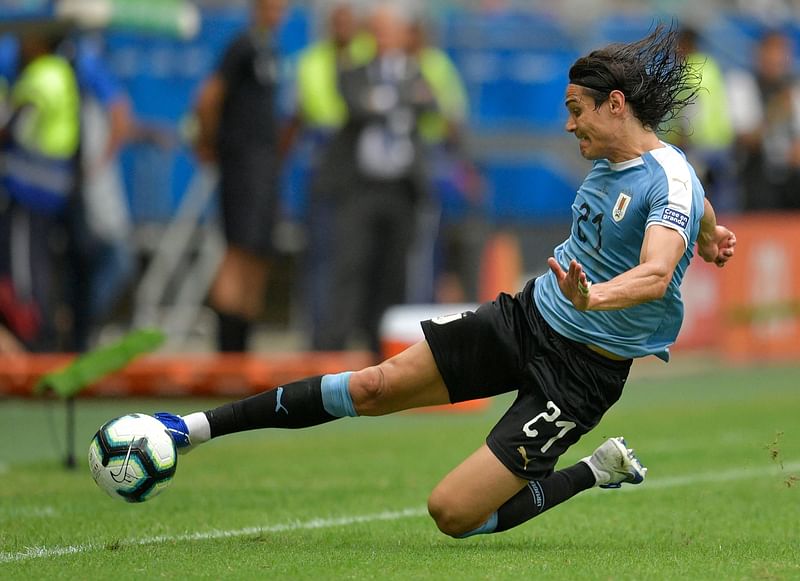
[606,128,663,163]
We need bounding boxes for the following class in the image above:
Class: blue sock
[321,372,358,418]
[456,512,498,538]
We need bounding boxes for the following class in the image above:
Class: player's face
[564,84,616,160]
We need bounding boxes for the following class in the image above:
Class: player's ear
[607,89,626,114]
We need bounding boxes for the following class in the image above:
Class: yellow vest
[11,54,80,159]
[664,51,733,151]
[297,34,373,129]
[417,47,468,144]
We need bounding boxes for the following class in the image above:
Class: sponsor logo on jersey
[662,207,689,229]
[612,193,632,222]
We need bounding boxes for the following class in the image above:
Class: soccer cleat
[153,412,193,453]
[582,436,647,489]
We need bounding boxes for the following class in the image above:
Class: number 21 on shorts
[522,401,577,454]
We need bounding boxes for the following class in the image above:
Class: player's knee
[427,489,481,538]
[349,366,388,416]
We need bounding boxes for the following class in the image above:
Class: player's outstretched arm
[697,198,736,267]
[548,225,686,312]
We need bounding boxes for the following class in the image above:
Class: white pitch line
[0,507,428,565]
[2,461,798,565]
[0,506,57,519]
[619,460,800,492]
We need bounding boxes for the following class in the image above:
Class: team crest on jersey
[612,193,632,222]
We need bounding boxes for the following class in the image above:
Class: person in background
[727,29,800,211]
[313,3,438,354]
[280,2,373,350]
[663,27,735,212]
[193,0,287,351]
[63,33,136,350]
[0,21,80,351]
[407,17,483,305]
[1,30,136,351]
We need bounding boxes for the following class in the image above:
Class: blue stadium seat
[450,48,575,131]
[442,8,574,51]
[590,13,661,47]
[481,155,578,223]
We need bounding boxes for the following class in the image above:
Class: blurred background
[0,0,799,401]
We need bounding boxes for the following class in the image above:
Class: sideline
[2,462,798,565]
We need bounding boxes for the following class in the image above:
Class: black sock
[217,312,250,352]
[205,376,337,437]
[494,462,595,533]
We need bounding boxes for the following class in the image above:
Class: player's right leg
[428,438,647,538]
[155,340,451,451]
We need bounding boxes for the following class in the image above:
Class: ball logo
[110,438,143,484]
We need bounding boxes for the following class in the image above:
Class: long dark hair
[568,23,700,131]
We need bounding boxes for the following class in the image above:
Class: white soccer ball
[88,413,177,502]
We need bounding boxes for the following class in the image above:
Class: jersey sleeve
[644,162,694,249]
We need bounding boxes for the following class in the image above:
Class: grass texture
[0,360,798,580]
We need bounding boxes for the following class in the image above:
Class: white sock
[580,457,602,487]
[183,412,211,444]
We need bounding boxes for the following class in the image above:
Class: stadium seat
[481,155,578,223]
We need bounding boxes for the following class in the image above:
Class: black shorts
[421,279,632,480]
[218,147,279,257]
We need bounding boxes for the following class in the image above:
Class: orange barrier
[0,350,491,414]
[478,231,523,301]
[717,212,800,361]
[672,258,722,351]
[0,352,376,398]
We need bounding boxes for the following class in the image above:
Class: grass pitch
[1,359,798,580]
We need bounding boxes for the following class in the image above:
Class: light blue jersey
[534,143,705,361]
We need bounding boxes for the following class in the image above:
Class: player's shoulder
[646,143,691,178]
[644,144,697,199]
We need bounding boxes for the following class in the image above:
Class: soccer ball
[88,413,177,503]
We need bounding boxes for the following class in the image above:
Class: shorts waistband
[554,331,633,372]
[524,279,633,372]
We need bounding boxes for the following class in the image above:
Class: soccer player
[155,24,736,538]
[193,0,286,352]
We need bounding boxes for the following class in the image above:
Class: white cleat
[582,436,647,489]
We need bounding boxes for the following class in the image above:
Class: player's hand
[547,257,592,311]
[697,225,736,268]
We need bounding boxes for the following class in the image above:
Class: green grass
[1,360,799,580]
